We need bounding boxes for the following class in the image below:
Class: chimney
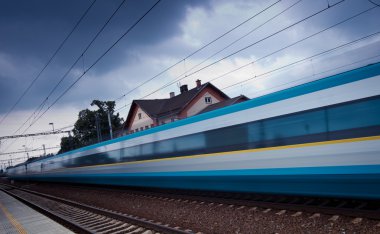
[180,84,188,94]
[170,92,175,98]
[196,79,201,88]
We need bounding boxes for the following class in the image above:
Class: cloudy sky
[0,0,379,166]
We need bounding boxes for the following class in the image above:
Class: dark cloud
[0,0,209,114]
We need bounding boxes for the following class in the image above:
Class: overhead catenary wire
[22,0,162,135]
[221,31,380,91]
[1,0,151,154]
[0,146,60,156]
[115,0,345,112]
[368,0,380,7]
[116,13,380,114]
[113,0,282,102]
[0,0,97,127]
[207,5,378,84]
[156,0,303,95]
[12,0,128,136]
[246,53,380,98]
[143,0,345,96]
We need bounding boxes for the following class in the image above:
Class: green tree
[58,100,123,153]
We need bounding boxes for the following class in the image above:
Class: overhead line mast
[0,130,71,141]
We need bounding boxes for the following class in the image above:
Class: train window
[175,133,205,152]
[141,143,154,156]
[247,122,264,147]
[263,109,326,142]
[205,124,248,151]
[155,139,174,154]
[107,149,121,161]
[328,97,380,131]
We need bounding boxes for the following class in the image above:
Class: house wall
[129,106,154,132]
[181,88,227,118]
[158,115,179,125]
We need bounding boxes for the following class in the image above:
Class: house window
[205,97,212,104]
[138,113,142,119]
[151,124,155,127]
[145,125,149,129]
[135,128,138,132]
[140,127,144,131]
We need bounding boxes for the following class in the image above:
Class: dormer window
[138,113,142,119]
[205,97,212,104]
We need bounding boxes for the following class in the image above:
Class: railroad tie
[329,215,339,221]
[276,210,286,215]
[249,207,257,211]
[127,227,145,233]
[112,225,137,234]
[291,211,302,217]
[96,221,123,232]
[263,208,271,213]
[98,223,130,234]
[142,230,154,234]
[351,217,362,224]
[309,213,320,219]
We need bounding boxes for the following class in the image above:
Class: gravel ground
[2,179,380,234]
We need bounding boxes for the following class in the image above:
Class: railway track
[0,184,194,234]
[2,181,380,233]
[47,183,380,221]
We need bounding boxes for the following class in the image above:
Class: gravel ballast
[3,180,380,234]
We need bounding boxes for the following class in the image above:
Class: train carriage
[7,62,380,199]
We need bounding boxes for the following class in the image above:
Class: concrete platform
[0,190,73,234]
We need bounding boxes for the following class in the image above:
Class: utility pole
[42,144,46,156]
[68,131,73,150]
[49,122,55,132]
[95,113,102,142]
[107,110,113,140]
[22,145,27,159]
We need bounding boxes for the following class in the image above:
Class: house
[122,80,249,134]
[197,95,249,114]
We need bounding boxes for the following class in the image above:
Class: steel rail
[0,183,193,234]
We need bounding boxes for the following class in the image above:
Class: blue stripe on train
[13,165,380,199]
[36,62,380,163]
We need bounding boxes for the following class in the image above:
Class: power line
[157,0,303,96]
[115,0,345,112]
[12,0,127,136]
[246,53,380,98]
[113,0,282,102]
[146,0,345,95]
[0,130,71,141]
[0,146,60,156]
[1,0,130,153]
[208,5,378,84]
[0,0,97,127]
[221,31,380,91]
[22,0,162,135]
[368,0,380,7]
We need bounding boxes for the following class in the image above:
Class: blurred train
[7,62,380,199]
